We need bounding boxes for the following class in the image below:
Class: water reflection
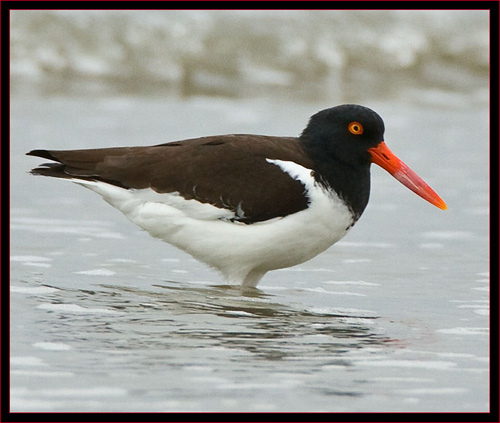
[62,280,394,362]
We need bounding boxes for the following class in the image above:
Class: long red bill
[368,141,447,210]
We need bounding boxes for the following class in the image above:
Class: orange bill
[368,142,447,210]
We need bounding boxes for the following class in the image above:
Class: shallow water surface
[10,97,489,412]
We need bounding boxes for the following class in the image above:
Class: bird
[27,104,447,288]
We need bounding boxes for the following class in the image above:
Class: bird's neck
[308,153,371,221]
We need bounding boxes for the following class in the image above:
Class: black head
[298,104,447,217]
[300,104,385,166]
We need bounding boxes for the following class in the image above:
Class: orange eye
[348,122,363,135]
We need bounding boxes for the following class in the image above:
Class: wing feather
[27,135,314,223]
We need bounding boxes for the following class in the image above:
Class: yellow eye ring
[348,122,363,135]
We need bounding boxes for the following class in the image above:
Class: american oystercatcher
[27,104,447,287]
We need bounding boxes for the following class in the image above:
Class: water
[10,96,489,412]
[9,10,489,413]
[10,10,488,103]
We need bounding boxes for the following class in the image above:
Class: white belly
[73,160,354,286]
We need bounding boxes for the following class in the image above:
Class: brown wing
[27,135,315,223]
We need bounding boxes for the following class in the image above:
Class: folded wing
[27,135,314,224]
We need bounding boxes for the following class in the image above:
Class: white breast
[70,160,354,287]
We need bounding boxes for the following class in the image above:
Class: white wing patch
[266,158,323,200]
[73,179,235,221]
[266,159,315,183]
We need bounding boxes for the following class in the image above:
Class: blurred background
[11,10,488,105]
[11,10,491,413]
